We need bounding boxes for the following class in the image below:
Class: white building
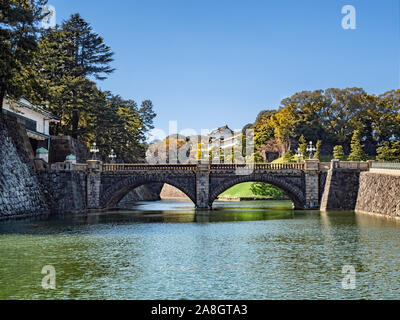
[208,125,242,151]
[207,125,243,163]
[2,98,60,158]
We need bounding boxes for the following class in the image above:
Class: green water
[0,200,399,300]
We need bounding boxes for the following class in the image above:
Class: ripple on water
[0,200,399,300]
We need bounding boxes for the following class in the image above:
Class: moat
[0,200,399,300]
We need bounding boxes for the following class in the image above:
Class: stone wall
[0,116,49,219]
[320,168,361,211]
[160,183,189,199]
[355,172,400,218]
[37,171,87,214]
[119,183,163,208]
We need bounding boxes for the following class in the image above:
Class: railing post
[87,160,102,209]
[331,159,340,170]
[366,160,375,170]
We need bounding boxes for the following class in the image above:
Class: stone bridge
[67,159,339,210]
[39,159,396,216]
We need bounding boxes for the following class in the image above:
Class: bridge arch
[100,175,196,208]
[209,175,306,209]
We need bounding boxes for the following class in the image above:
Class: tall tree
[0,0,47,112]
[269,105,296,151]
[313,140,322,160]
[298,134,308,159]
[61,13,114,138]
[139,100,156,133]
[348,130,366,161]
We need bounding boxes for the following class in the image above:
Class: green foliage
[250,183,286,199]
[298,134,308,159]
[333,145,345,160]
[250,88,400,158]
[348,130,366,161]
[90,93,153,163]
[376,142,400,162]
[0,0,48,110]
[283,149,295,162]
[246,152,264,164]
[254,122,274,150]
[4,11,156,163]
[313,140,322,160]
[219,182,286,199]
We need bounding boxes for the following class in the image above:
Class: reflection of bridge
[62,159,360,210]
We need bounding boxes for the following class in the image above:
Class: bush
[333,145,345,160]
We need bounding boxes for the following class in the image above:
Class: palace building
[2,98,60,161]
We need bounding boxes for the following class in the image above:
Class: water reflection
[0,200,399,300]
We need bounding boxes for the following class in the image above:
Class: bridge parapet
[210,163,304,172]
[102,163,197,172]
[336,161,370,170]
[51,161,372,173]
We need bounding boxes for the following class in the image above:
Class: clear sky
[49,0,399,138]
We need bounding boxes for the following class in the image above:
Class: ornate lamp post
[307,141,316,159]
[295,148,303,164]
[90,142,99,160]
[108,149,117,163]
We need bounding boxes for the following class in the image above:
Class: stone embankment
[355,172,400,219]
[37,171,87,214]
[0,116,48,219]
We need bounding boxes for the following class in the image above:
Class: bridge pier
[195,163,211,210]
[304,159,320,209]
[87,160,102,210]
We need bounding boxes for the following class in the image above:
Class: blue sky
[49,0,399,137]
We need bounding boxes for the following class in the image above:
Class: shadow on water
[0,200,315,235]
[0,199,399,235]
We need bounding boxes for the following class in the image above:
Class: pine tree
[0,0,47,112]
[298,134,308,159]
[139,100,156,132]
[376,142,400,162]
[313,140,322,160]
[333,145,345,160]
[348,130,366,161]
[61,13,115,138]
